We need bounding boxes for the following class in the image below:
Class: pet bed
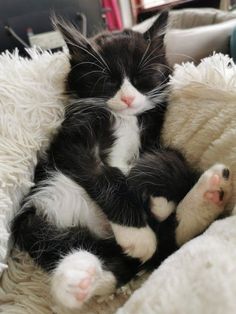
[0,50,236,314]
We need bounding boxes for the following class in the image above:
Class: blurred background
[0,0,235,61]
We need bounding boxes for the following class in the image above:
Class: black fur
[11,12,200,289]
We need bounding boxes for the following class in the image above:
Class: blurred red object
[102,0,123,30]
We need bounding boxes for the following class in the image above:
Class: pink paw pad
[76,290,88,301]
[73,268,97,302]
[202,165,231,205]
[204,190,223,204]
[52,251,103,309]
[210,174,220,186]
[79,277,91,289]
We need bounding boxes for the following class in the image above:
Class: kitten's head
[54,12,170,116]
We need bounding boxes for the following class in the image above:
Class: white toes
[199,164,230,187]
[150,196,175,221]
[51,251,102,309]
[111,223,157,262]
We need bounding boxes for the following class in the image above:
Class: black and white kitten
[11,12,232,310]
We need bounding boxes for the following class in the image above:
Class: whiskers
[64,98,109,119]
[66,37,111,75]
[138,42,165,72]
[71,60,105,72]
[137,45,172,104]
[146,80,169,104]
[66,98,108,111]
[69,44,110,84]
[137,39,152,71]
[77,69,109,81]
[166,52,197,64]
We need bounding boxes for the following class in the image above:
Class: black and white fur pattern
[11,12,232,309]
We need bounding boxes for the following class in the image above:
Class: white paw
[176,164,232,247]
[150,196,175,221]
[198,164,232,207]
[111,223,157,262]
[51,251,103,309]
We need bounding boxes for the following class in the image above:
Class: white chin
[111,106,139,115]
[107,103,143,115]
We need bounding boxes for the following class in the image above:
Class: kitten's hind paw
[111,223,157,262]
[199,164,232,206]
[176,163,232,246]
[51,251,103,309]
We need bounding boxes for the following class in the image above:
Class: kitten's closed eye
[131,73,155,93]
[132,74,146,90]
[106,77,119,89]
[132,76,139,87]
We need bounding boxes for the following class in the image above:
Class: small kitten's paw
[199,164,232,207]
[176,164,232,247]
[150,196,175,221]
[111,223,157,262]
[51,251,102,309]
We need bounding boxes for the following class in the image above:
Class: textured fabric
[0,49,69,271]
[1,50,236,313]
[1,250,146,314]
[118,216,236,314]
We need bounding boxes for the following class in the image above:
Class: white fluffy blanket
[1,51,236,313]
[0,50,68,267]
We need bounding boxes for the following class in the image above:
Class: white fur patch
[111,223,157,262]
[107,77,153,115]
[51,250,116,309]
[108,115,140,174]
[24,172,111,238]
[150,196,175,222]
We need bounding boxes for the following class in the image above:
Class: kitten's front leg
[71,164,157,263]
[175,164,232,246]
[87,166,157,262]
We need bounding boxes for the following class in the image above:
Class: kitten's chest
[108,115,140,174]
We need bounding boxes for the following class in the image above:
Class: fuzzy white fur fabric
[118,54,236,313]
[1,51,236,314]
[0,49,69,270]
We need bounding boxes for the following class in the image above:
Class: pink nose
[121,95,135,107]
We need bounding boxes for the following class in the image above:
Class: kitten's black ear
[51,14,90,55]
[144,11,169,41]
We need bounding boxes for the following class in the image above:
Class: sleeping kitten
[11,12,232,310]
